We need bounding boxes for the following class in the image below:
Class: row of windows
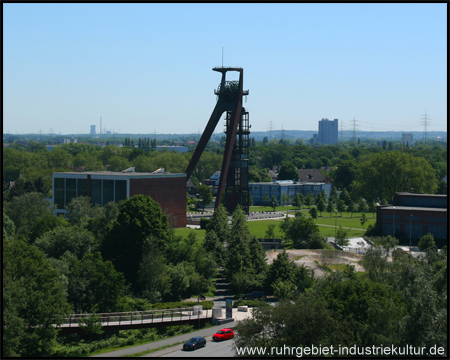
[54,178,127,209]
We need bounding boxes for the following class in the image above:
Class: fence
[60,307,212,329]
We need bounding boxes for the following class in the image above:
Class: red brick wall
[130,176,186,228]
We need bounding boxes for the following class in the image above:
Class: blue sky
[3,3,447,135]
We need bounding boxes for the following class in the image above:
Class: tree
[65,196,91,227]
[197,184,213,209]
[78,305,104,341]
[3,238,71,357]
[137,250,171,302]
[360,213,368,229]
[304,191,314,208]
[292,193,304,210]
[101,194,170,289]
[280,212,320,249]
[265,224,276,239]
[270,196,279,211]
[353,151,437,204]
[281,194,290,214]
[86,201,119,241]
[29,212,69,243]
[326,200,334,217]
[249,167,271,183]
[418,233,436,251]
[277,161,299,181]
[329,186,338,204]
[316,198,325,216]
[5,192,54,242]
[272,278,298,301]
[357,198,369,214]
[319,249,339,268]
[264,251,296,294]
[335,226,350,247]
[330,160,359,190]
[67,252,126,313]
[368,200,377,217]
[232,271,254,296]
[3,210,16,240]
[203,230,225,266]
[316,189,327,204]
[35,225,96,260]
[339,188,351,206]
[337,198,346,216]
[206,204,229,243]
[347,199,356,218]
[309,206,318,219]
[225,206,265,285]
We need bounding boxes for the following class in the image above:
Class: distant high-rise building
[402,133,414,147]
[318,118,338,145]
[90,125,96,135]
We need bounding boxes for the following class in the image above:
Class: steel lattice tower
[185,67,250,214]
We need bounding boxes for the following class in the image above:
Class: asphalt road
[160,338,234,357]
[92,321,238,357]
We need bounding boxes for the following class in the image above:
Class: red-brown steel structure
[186,67,250,214]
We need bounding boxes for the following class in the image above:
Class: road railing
[59,307,212,328]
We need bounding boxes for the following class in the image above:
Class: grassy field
[175,209,375,240]
[173,227,206,240]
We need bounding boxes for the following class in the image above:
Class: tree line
[3,193,217,357]
[3,140,447,203]
[234,241,447,356]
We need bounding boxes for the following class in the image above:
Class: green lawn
[173,227,206,240]
[246,220,285,239]
[174,210,375,240]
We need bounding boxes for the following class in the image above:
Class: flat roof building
[52,171,186,228]
[318,118,338,145]
[250,181,332,206]
[376,192,447,244]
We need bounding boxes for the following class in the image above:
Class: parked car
[212,328,235,341]
[242,291,265,300]
[183,337,206,350]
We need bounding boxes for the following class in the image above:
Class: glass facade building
[52,171,187,228]
[250,181,332,206]
[53,174,128,210]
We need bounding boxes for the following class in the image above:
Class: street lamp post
[409,214,413,251]
[392,206,395,238]
[335,210,337,240]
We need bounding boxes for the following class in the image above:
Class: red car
[212,328,235,341]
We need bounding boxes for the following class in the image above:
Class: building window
[91,179,101,205]
[103,180,114,205]
[66,178,77,206]
[77,178,88,197]
[54,178,65,209]
[115,180,127,202]
[427,226,446,239]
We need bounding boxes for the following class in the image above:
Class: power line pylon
[351,117,358,142]
[339,120,344,142]
[185,67,250,214]
[420,110,431,142]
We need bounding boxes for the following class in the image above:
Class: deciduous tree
[353,151,437,204]
[3,238,71,357]
[101,195,170,288]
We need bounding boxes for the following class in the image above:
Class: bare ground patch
[265,249,364,278]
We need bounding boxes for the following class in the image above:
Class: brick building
[52,171,186,228]
[376,192,447,244]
